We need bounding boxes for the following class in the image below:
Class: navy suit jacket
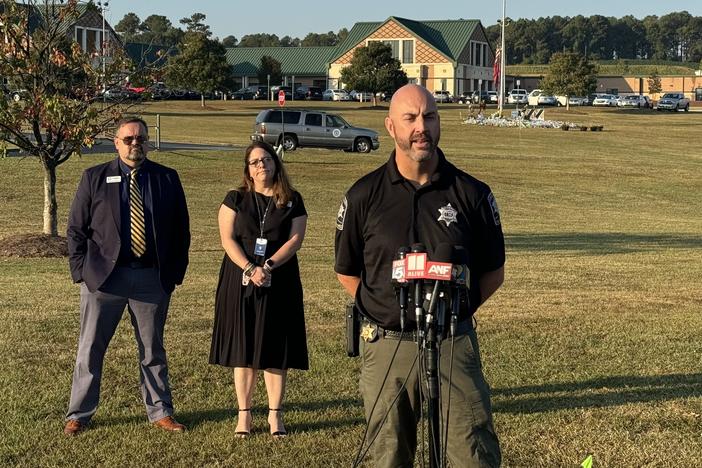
[67,158,190,293]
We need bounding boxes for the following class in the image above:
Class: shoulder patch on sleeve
[336,196,348,231]
[487,192,501,226]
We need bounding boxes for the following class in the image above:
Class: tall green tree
[238,33,280,47]
[138,14,183,46]
[221,35,238,48]
[539,52,597,109]
[166,32,231,106]
[114,12,141,42]
[339,42,408,105]
[179,12,211,37]
[0,0,133,236]
[257,56,282,92]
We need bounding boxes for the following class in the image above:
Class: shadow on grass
[506,232,702,255]
[101,397,364,431]
[492,373,702,414]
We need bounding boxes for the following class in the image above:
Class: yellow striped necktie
[129,168,146,258]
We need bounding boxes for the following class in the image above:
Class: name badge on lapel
[254,238,268,257]
[106,176,121,184]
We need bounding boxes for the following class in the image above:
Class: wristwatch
[264,258,275,272]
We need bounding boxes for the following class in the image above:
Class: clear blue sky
[104,0,702,41]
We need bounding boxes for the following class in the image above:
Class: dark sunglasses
[119,135,148,145]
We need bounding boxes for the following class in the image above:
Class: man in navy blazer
[64,117,190,436]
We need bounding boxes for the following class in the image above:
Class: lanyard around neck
[253,191,272,238]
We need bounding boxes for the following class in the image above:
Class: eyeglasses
[248,156,274,166]
[119,135,148,145]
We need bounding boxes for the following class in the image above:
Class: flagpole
[499,0,506,116]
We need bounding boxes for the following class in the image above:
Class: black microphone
[410,243,426,337]
[427,243,454,337]
[392,246,410,330]
[450,246,469,336]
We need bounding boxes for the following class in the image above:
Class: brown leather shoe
[153,416,186,432]
[64,419,85,437]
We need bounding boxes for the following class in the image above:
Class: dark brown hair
[239,140,294,208]
[116,117,148,136]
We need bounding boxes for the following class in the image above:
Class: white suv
[507,89,528,104]
[433,90,454,103]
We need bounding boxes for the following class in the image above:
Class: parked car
[486,90,498,103]
[294,86,323,100]
[251,108,380,153]
[456,91,472,104]
[349,90,374,102]
[656,93,690,111]
[507,88,528,105]
[433,90,454,103]
[101,87,139,101]
[232,85,268,100]
[322,89,351,101]
[270,85,293,100]
[527,89,557,106]
[592,94,618,107]
[618,95,651,108]
[556,95,586,106]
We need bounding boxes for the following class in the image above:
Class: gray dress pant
[66,266,174,424]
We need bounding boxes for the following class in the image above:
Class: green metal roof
[225,46,338,76]
[333,17,480,65]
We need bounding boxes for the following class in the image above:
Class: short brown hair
[116,117,148,135]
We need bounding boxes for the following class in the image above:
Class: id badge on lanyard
[254,237,268,257]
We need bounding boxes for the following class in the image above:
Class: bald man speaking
[335,84,505,467]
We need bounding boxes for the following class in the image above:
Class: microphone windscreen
[411,243,426,253]
[452,246,469,265]
[433,243,454,263]
[396,246,409,259]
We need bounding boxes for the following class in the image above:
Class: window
[265,111,301,124]
[75,26,102,53]
[402,40,413,64]
[305,113,322,126]
[440,79,447,92]
[326,115,345,128]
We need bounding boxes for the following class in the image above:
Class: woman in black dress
[210,141,308,438]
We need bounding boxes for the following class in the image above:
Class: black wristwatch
[264,259,275,271]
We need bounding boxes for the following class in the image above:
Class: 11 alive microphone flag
[392,251,468,284]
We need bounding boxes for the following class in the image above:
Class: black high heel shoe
[235,408,251,438]
[268,408,287,439]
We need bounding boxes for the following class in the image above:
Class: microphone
[409,243,426,338]
[426,243,454,336]
[392,247,409,330]
[450,246,469,336]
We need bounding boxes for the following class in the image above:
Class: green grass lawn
[1,101,701,466]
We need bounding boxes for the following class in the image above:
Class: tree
[166,32,232,106]
[114,12,141,42]
[647,71,662,98]
[138,14,183,46]
[238,33,280,47]
[221,35,238,48]
[539,52,597,109]
[0,0,133,236]
[179,12,211,37]
[340,42,408,105]
[257,56,282,91]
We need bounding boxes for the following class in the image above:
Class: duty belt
[361,319,473,343]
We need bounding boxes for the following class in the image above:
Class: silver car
[251,108,380,153]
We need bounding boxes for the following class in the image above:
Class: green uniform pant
[359,327,501,468]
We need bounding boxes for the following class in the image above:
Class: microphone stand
[423,281,443,468]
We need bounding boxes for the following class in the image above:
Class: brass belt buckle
[360,322,379,343]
